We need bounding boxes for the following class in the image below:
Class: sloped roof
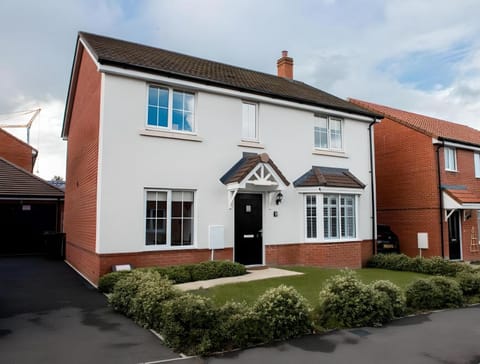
[0,157,64,198]
[220,153,290,186]
[444,189,480,204]
[294,166,365,189]
[349,98,480,146]
[78,32,380,118]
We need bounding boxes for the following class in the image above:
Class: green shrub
[164,265,193,284]
[253,285,313,341]
[367,254,471,277]
[161,294,221,355]
[189,260,247,282]
[371,280,406,317]
[130,275,180,328]
[457,271,480,296]
[317,270,393,328]
[405,277,464,310]
[215,260,247,277]
[98,271,131,293]
[108,270,158,316]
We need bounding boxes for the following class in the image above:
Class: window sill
[140,129,203,142]
[312,149,348,158]
[305,238,360,244]
[143,244,197,251]
[238,140,265,149]
[445,169,458,173]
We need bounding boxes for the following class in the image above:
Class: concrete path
[0,256,181,364]
[175,267,303,291]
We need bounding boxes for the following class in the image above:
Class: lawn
[193,267,429,306]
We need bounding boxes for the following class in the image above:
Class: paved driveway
[0,256,182,364]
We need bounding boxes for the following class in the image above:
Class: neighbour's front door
[448,210,461,260]
[234,193,262,265]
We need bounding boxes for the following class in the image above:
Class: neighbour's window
[477,210,480,244]
[304,194,356,240]
[147,85,194,132]
[474,153,480,178]
[314,115,343,150]
[242,102,258,141]
[146,190,194,247]
[444,147,457,171]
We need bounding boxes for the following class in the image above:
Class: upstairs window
[242,102,258,141]
[475,153,480,178]
[444,147,457,171]
[314,115,343,150]
[147,85,194,132]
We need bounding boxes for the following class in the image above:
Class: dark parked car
[377,224,400,254]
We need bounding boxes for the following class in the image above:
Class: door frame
[447,210,463,261]
[233,192,265,266]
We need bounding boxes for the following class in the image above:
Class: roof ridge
[0,156,64,194]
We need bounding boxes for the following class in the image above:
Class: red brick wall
[64,46,101,276]
[374,118,443,257]
[266,241,372,268]
[0,128,35,172]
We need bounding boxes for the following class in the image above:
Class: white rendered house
[62,32,381,284]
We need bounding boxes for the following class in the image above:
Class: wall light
[275,192,283,205]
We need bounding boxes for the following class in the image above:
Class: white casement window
[444,147,457,171]
[145,190,194,247]
[474,153,480,178]
[305,194,356,241]
[242,102,258,141]
[314,115,343,150]
[147,85,195,132]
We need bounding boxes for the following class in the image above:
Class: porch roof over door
[443,188,480,210]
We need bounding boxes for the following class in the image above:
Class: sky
[2,0,480,179]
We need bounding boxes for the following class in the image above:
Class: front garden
[99,255,480,356]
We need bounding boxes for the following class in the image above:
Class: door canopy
[220,153,290,208]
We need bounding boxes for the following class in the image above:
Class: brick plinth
[266,241,373,268]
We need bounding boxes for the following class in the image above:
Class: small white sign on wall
[417,232,429,249]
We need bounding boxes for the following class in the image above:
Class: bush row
[98,260,247,293]
[107,269,480,355]
[367,254,475,276]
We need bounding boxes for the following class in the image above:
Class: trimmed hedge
[405,276,464,310]
[456,271,480,296]
[316,270,394,328]
[367,254,473,276]
[371,280,406,318]
[98,260,247,293]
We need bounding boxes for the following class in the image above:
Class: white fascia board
[295,186,364,195]
[95,73,106,254]
[79,38,102,70]
[97,64,377,123]
[432,138,480,152]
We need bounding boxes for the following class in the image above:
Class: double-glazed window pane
[172,91,194,132]
[145,190,194,247]
[314,115,343,150]
[145,191,167,245]
[445,147,456,171]
[475,153,480,178]
[306,195,317,238]
[147,86,194,132]
[340,196,355,238]
[147,87,169,127]
[324,195,338,239]
[242,102,257,140]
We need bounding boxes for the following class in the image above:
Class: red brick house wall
[375,117,443,258]
[0,128,36,172]
[64,46,102,283]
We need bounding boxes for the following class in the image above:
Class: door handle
[243,234,254,238]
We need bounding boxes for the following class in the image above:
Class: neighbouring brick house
[350,99,480,261]
[62,32,382,284]
[0,128,64,255]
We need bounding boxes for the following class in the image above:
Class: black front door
[234,193,262,265]
[448,210,461,260]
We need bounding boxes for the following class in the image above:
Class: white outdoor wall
[96,72,374,254]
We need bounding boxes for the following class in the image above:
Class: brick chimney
[277,50,293,79]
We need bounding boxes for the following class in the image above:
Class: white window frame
[144,189,196,250]
[444,147,457,172]
[304,193,358,242]
[241,101,259,142]
[314,115,344,151]
[146,84,196,134]
[474,152,480,178]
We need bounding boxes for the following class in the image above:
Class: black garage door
[0,201,59,255]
